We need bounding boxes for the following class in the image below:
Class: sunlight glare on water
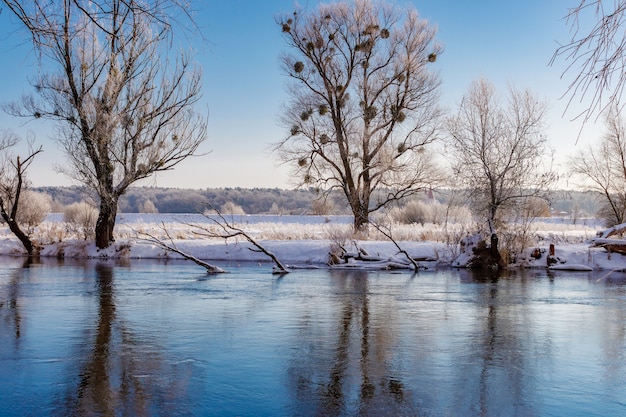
[0,257,624,416]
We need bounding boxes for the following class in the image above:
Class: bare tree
[551,1,626,127]
[2,0,207,248]
[569,108,626,226]
[446,78,556,262]
[276,0,443,232]
[0,131,44,256]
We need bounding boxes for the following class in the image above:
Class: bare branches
[193,210,290,274]
[368,219,420,270]
[138,223,226,274]
[568,107,626,226]
[137,208,290,274]
[551,0,626,128]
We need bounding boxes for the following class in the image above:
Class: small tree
[16,190,52,234]
[446,78,556,262]
[569,108,626,227]
[139,200,159,214]
[276,0,443,232]
[0,131,44,256]
[3,0,207,249]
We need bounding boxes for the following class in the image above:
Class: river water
[0,257,624,416]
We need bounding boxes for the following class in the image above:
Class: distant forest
[35,186,343,215]
[33,186,603,217]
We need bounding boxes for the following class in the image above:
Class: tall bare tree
[276,0,442,232]
[0,131,43,256]
[2,0,207,248]
[446,79,555,258]
[569,108,626,226]
[551,1,626,127]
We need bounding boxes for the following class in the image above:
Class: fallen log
[591,238,626,255]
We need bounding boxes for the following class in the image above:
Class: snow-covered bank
[1,214,624,271]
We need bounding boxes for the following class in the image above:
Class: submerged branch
[137,223,226,274]
[193,209,290,274]
[369,220,421,271]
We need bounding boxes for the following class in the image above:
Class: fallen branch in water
[369,220,421,271]
[138,223,227,274]
[191,209,290,274]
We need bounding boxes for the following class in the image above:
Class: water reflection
[455,269,537,416]
[1,260,625,416]
[56,262,195,417]
[287,270,418,416]
[0,258,33,350]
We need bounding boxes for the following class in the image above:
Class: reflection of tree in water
[595,271,626,388]
[0,258,36,350]
[57,262,195,416]
[288,270,418,416]
[454,270,537,417]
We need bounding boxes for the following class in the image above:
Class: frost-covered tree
[0,131,44,256]
[569,108,626,226]
[2,0,207,248]
[552,1,626,126]
[139,200,159,214]
[276,0,443,232]
[17,190,52,234]
[446,78,556,260]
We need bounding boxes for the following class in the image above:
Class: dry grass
[1,216,601,247]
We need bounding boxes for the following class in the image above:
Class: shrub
[392,199,472,225]
[220,201,245,215]
[311,197,335,215]
[63,201,98,240]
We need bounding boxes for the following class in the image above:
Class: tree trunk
[0,204,38,256]
[4,217,37,256]
[490,233,502,266]
[353,202,369,233]
[95,195,118,249]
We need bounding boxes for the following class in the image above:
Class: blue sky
[0,1,599,189]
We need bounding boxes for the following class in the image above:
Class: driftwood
[596,222,626,239]
[190,209,290,274]
[368,221,421,270]
[592,238,626,255]
[138,223,226,274]
[593,223,626,254]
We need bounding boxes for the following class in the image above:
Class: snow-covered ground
[1,213,625,271]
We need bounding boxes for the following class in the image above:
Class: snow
[548,263,594,271]
[1,213,625,271]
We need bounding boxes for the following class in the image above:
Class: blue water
[0,257,624,416]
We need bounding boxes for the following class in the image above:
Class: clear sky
[0,1,601,190]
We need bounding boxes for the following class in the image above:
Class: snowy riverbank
[1,214,624,271]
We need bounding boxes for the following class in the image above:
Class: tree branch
[137,222,226,274]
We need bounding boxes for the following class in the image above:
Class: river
[0,257,624,416]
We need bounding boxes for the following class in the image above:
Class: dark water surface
[0,257,624,417]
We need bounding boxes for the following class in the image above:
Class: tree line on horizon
[28,185,603,219]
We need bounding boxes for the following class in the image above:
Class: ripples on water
[0,257,624,416]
